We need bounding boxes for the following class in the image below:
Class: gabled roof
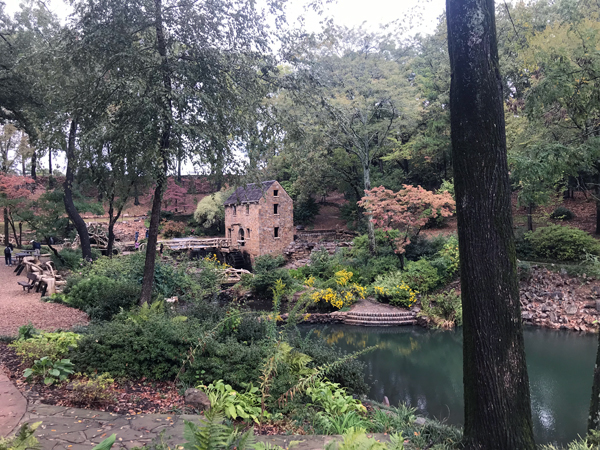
[223,180,277,205]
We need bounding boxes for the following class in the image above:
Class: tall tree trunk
[106,193,127,258]
[3,207,8,246]
[18,222,22,248]
[48,149,52,175]
[177,149,182,183]
[527,203,534,231]
[363,162,376,255]
[596,179,600,235]
[63,119,92,260]
[30,149,36,180]
[21,156,25,176]
[589,331,600,432]
[9,215,19,247]
[134,184,140,206]
[447,0,535,449]
[140,0,172,305]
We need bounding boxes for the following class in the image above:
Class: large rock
[565,304,578,315]
[184,388,211,411]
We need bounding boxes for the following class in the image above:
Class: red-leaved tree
[358,185,455,262]
[0,174,36,247]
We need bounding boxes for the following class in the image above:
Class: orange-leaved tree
[358,185,455,265]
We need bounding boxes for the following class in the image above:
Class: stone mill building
[223,180,294,263]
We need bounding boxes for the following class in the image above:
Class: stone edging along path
[1,373,391,450]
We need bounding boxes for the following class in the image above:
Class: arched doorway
[238,228,245,246]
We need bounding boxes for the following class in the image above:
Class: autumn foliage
[358,185,455,254]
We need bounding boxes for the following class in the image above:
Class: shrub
[23,357,75,385]
[10,331,81,365]
[162,220,186,238]
[199,380,264,423]
[65,275,141,321]
[71,314,201,381]
[0,422,42,450]
[418,290,462,329]
[291,334,369,397]
[403,234,447,262]
[248,255,292,297]
[294,197,321,225]
[526,225,600,261]
[309,270,367,311]
[70,373,116,407]
[52,248,84,270]
[372,274,418,308]
[429,235,460,282]
[401,259,441,293]
[550,206,575,221]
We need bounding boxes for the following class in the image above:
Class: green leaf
[227,404,237,419]
[92,433,116,450]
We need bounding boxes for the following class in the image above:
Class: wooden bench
[17,273,38,293]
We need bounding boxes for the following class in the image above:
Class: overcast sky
[3,0,447,175]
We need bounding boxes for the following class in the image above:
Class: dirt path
[0,262,88,337]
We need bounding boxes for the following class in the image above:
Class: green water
[307,324,598,445]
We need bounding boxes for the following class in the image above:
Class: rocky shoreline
[519,266,600,333]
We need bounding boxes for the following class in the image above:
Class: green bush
[418,290,462,329]
[71,253,195,300]
[526,225,600,261]
[429,235,460,283]
[401,259,441,293]
[52,248,84,270]
[65,275,141,321]
[10,331,81,365]
[372,272,418,307]
[550,206,575,221]
[248,254,292,297]
[71,314,202,381]
[403,234,447,262]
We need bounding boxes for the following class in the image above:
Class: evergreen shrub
[65,275,141,321]
[550,206,575,221]
[526,225,600,261]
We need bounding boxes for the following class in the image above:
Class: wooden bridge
[157,237,236,252]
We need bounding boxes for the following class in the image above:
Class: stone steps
[343,311,417,327]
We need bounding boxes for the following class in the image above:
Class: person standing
[135,231,139,242]
[4,245,12,266]
[32,240,41,257]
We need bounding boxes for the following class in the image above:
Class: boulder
[565,304,578,315]
[184,388,211,411]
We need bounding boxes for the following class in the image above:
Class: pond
[305,324,597,445]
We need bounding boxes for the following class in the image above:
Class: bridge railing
[158,238,233,250]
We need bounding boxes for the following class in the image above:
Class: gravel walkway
[0,261,88,337]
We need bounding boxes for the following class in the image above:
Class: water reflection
[304,325,597,445]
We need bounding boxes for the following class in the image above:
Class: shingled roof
[223,180,276,205]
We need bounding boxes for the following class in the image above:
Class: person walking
[4,245,12,266]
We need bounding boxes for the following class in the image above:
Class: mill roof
[223,180,277,205]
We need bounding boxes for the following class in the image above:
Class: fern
[324,427,388,450]
[181,410,255,450]
[0,422,42,450]
[278,345,378,408]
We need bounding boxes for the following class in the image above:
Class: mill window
[274,204,279,215]
[274,227,279,238]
